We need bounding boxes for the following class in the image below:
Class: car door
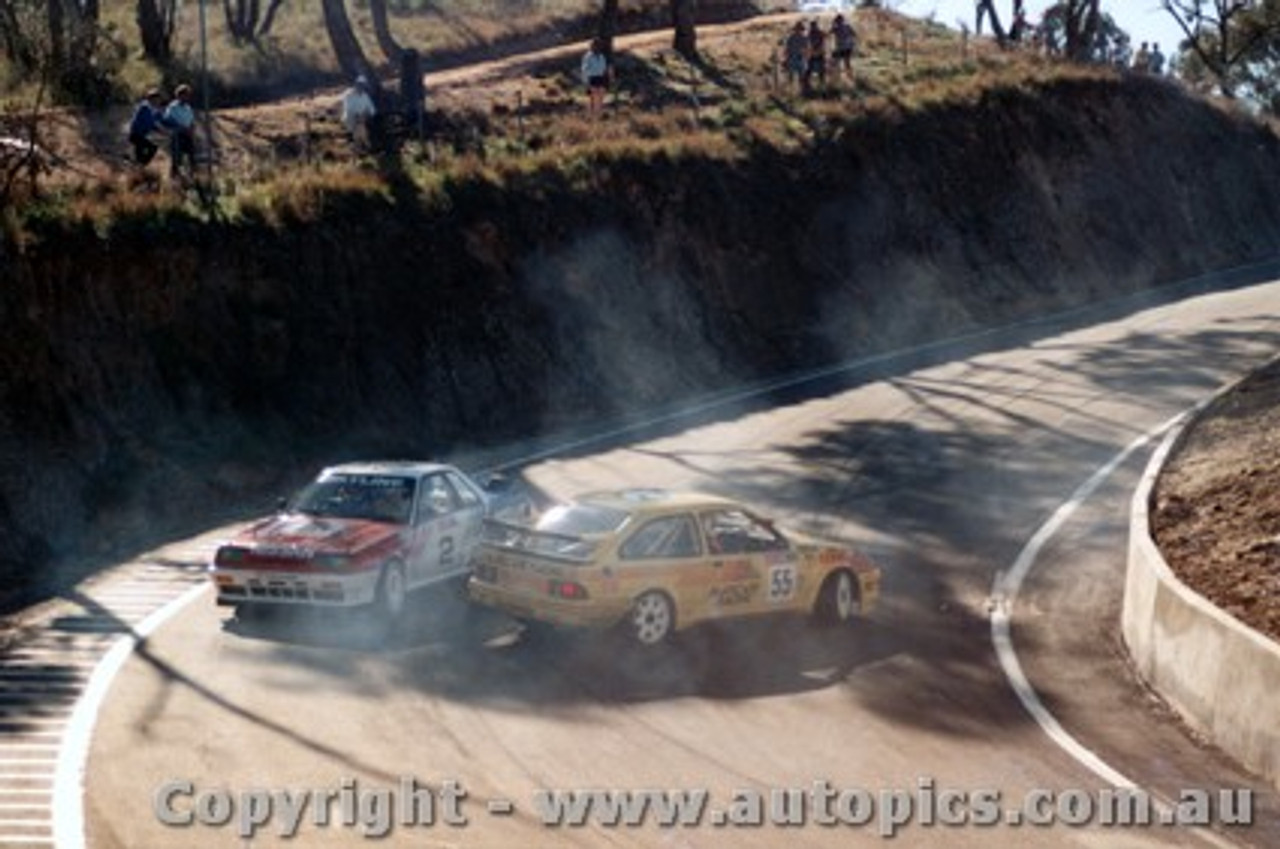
[444,471,487,560]
[615,513,714,623]
[697,508,800,617]
[408,473,463,587]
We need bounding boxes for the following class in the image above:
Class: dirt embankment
[1153,361,1280,645]
[3,75,1280,605]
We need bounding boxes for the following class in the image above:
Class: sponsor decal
[719,559,754,581]
[767,563,797,603]
[709,582,757,607]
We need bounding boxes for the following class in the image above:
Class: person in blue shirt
[127,89,164,165]
[163,84,197,180]
[580,39,610,117]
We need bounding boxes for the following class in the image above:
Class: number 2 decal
[768,563,796,603]
[439,536,455,570]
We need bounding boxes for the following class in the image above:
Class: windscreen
[292,474,416,524]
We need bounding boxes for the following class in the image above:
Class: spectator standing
[1148,43,1165,75]
[581,38,610,118]
[341,75,377,151]
[128,88,165,166]
[163,84,197,181]
[831,14,857,86]
[803,19,827,97]
[1011,7,1028,42]
[1132,42,1150,72]
[782,22,807,94]
[975,0,994,36]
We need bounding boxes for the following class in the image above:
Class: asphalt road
[44,278,1280,847]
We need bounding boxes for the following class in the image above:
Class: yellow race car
[467,489,880,646]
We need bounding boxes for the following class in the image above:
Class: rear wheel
[627,590,675,647]
[815,570,857,627]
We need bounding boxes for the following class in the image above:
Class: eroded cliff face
[3,75,1279,600]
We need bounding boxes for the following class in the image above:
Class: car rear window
[536,503,630,536]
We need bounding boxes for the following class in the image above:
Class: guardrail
[1123,381,1280,791]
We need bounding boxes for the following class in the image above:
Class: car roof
[573,488,742,514]
[321,460,458,478]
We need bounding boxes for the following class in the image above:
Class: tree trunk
[0,1,38,71]
[69,0,99,70]
[223,0,252,43]
[257,0,284,38]
[46,0,65,71]
[671,0,696,59]
[369,0,402,64]
[597,0,619,57]
[320,0,376,87]
[136,0,175,63]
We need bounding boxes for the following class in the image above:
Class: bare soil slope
[1153,359,1280,644]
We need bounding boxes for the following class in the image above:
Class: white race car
[210,461,529,622]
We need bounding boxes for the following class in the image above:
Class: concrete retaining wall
[1123,405,1280,791]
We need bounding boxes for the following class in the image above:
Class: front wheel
[626,590,675,647]
[375,562,407,624]
[814,570,858,627]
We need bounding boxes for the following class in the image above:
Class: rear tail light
[549,581,589,600]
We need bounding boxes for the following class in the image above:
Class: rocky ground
[1152,358,1280,644]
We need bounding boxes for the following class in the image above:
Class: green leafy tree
[1040,1,1127,63]
[1163,0,1280,100]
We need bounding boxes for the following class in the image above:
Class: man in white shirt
[163,83,196,180]
[580,40,609,117]
[341,75,377,151]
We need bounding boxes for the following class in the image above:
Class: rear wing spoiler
[479,518,597,563]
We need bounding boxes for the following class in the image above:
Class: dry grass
[10,9,1112,229]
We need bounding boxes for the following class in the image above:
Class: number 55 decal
[768,563,796,603]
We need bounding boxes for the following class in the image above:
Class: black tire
[815,570,858,627]
[374,561,408,624]
[626,590,676,647]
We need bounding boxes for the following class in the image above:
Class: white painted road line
[988,404,1240,849]
[53,581,209,849]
